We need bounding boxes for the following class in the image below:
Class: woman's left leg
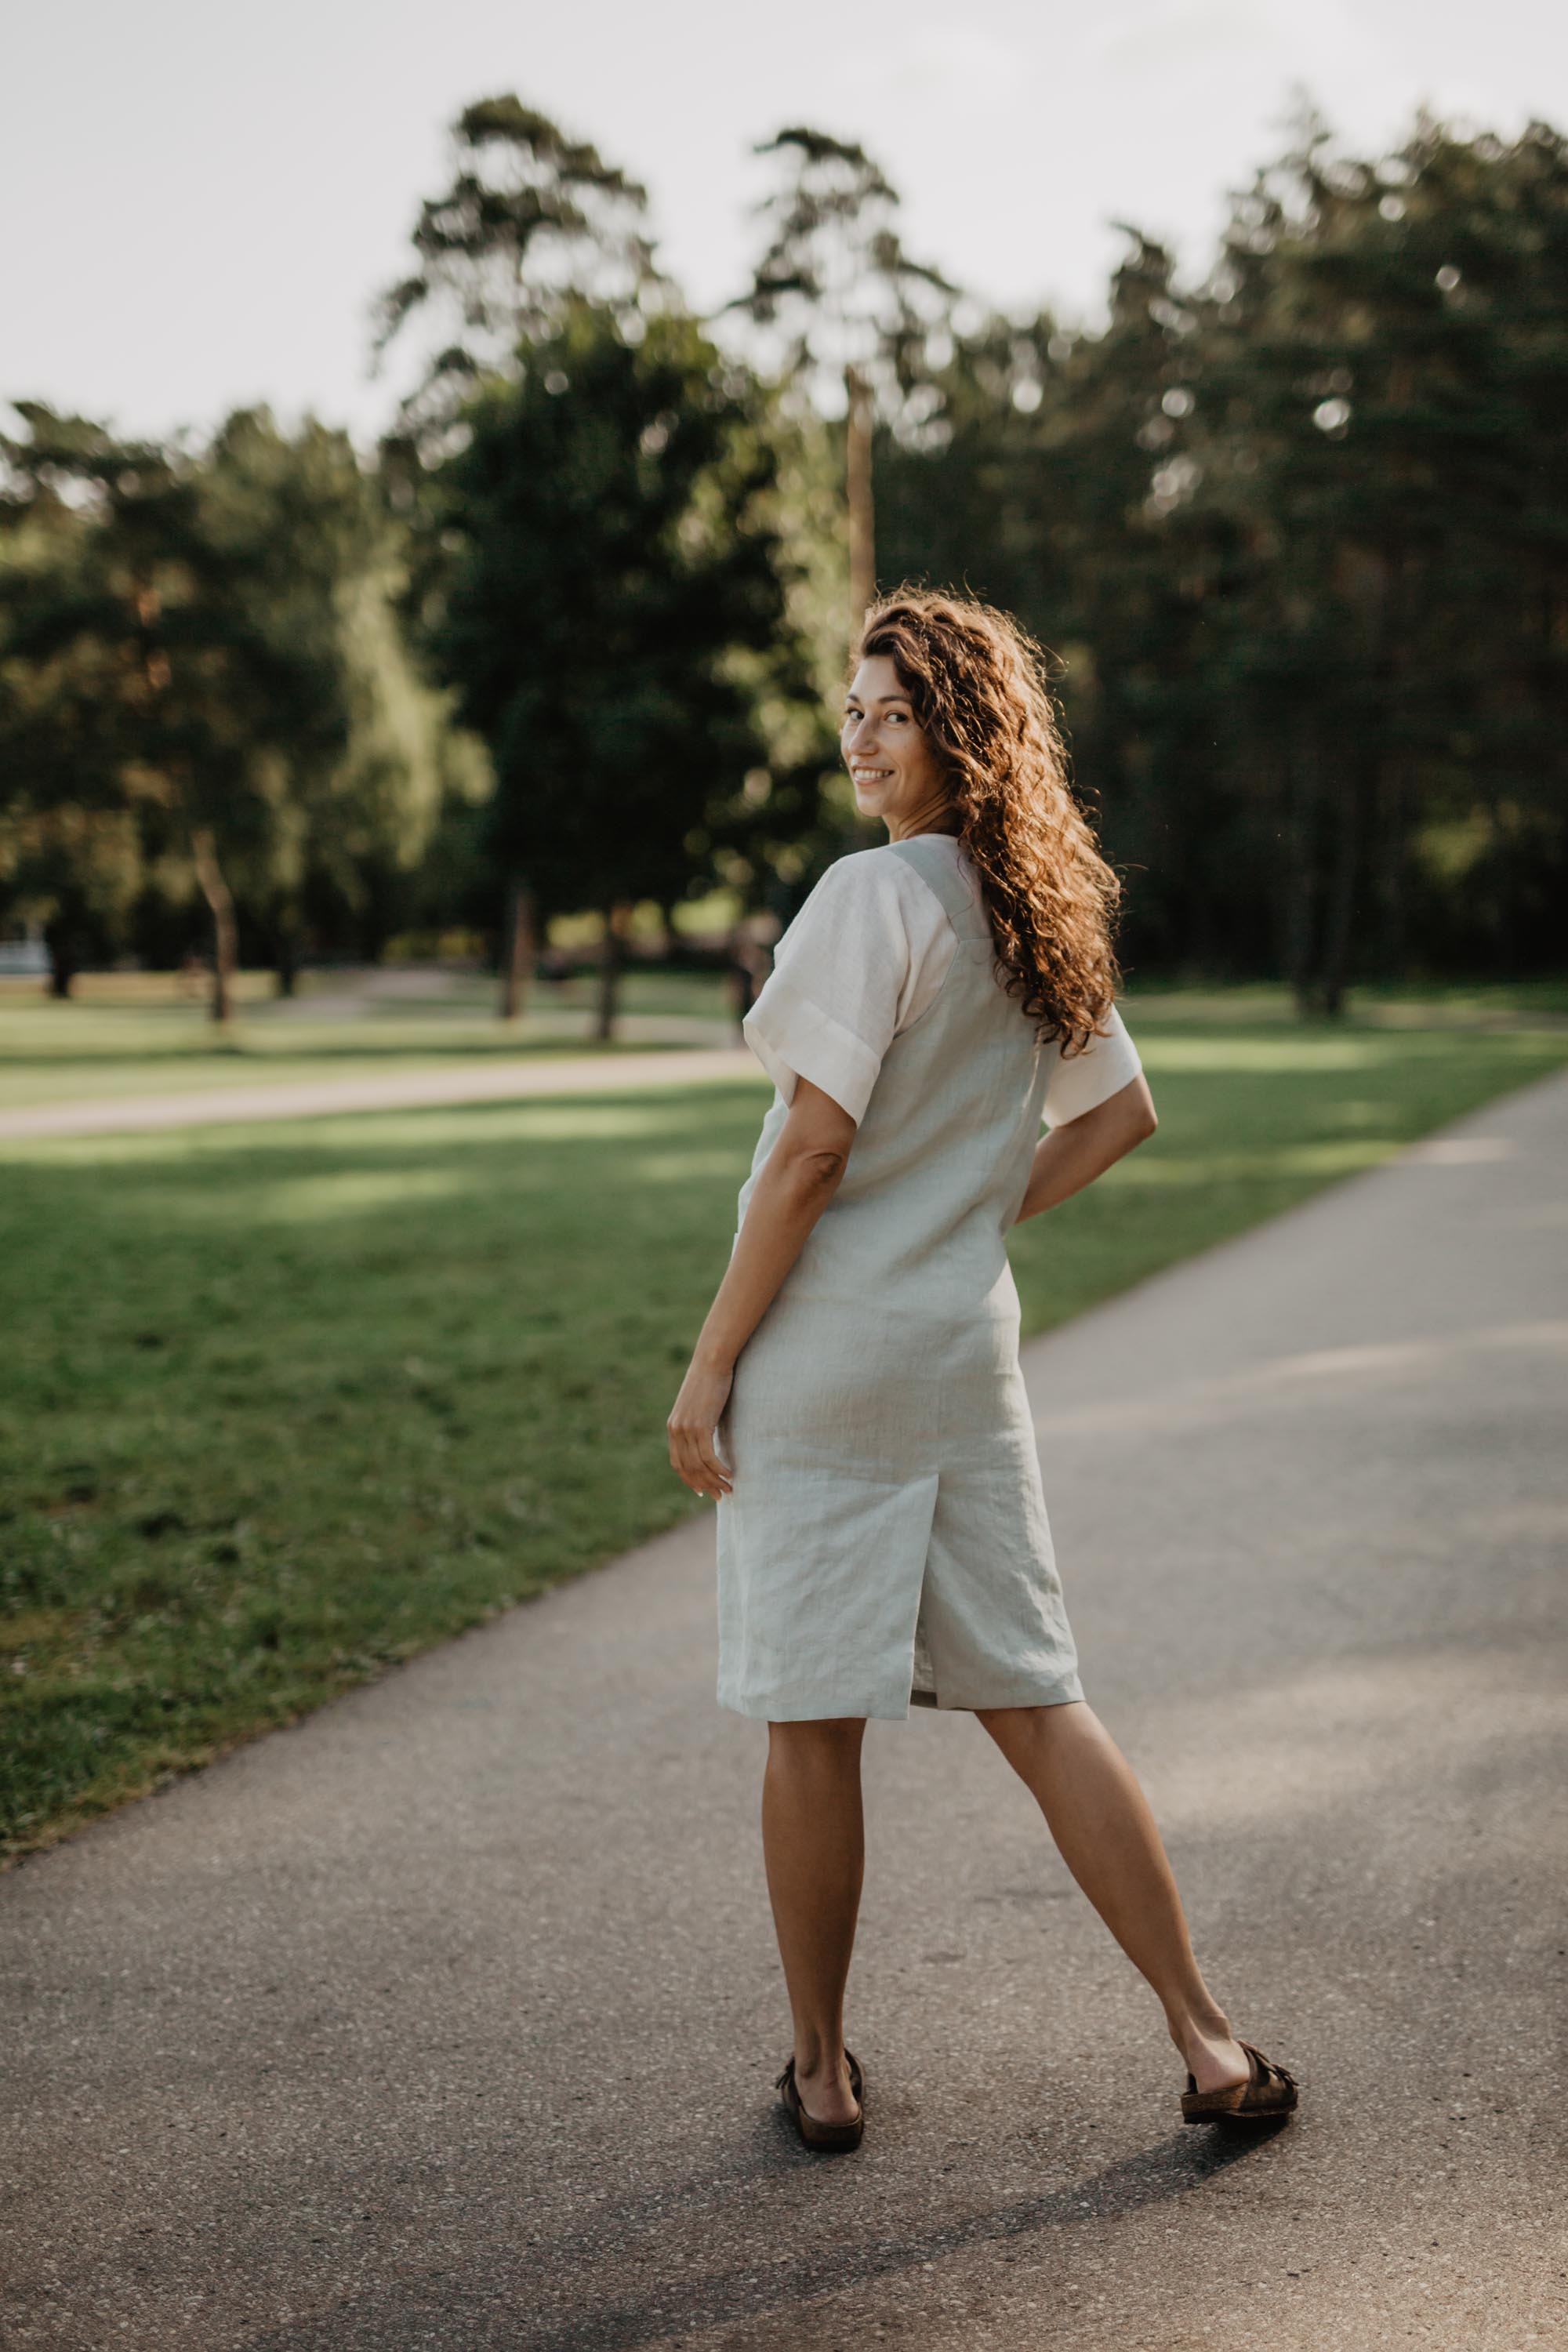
[975,1700,1252,2096]
[761,1716,867,2127]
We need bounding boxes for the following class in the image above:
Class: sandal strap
[775,2050,863,2124]
[1238,2040,1298,2090]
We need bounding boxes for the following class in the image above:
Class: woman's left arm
[1013,1073,1158,1224]
[667,1076,855,1502]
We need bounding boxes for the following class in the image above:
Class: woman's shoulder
[774,844,954,978]
[818,840,909,887]
[815,840,960,906]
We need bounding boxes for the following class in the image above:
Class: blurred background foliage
[2,99,1566,1023]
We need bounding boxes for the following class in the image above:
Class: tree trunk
[191,826,238,1026]
[1317,766,1361,1018]
[274,923,300,999]
[845,364,876,648]
[1280,742,1319,1018]
[594,902,627,1044]
[1374,757,1407,979]
[499,877,536,1022]
[44,922,77,1000]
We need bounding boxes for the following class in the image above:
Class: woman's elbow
[1122,1076,1158,1145]
[774,1137,851,1192]
[797,1145,851,1189]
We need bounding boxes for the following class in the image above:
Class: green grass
[4,1001,1567,1864]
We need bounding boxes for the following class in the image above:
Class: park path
[0,1040,755,1138]
[4,1076,1566,2350]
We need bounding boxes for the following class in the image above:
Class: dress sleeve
[741,853,953,1125]
[1041,1003,1144,1128]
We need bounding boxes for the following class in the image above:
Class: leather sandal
[776,2049,865,2152]
[1181,2038,1298,2125]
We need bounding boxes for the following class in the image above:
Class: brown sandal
[1181,2038,1298,2125]
[776,2049,865,2152]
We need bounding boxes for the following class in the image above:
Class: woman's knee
[976,1697,1087,1763]
[766,1716,866,1771]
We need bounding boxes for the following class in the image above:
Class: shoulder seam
[879,841,963,926]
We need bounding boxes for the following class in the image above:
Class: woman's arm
[1013,1072,1158,1224]
[667,1076,855,1501]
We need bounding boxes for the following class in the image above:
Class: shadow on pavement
[238,2124,1274,2352]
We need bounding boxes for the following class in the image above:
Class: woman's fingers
[681,1433,731,1500]
[667,1414,732,1500]
[666,1358,735,1501]
[695,1427,733,1499]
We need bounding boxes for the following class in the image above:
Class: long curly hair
[855,587,1124,1055]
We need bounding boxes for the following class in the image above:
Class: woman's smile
[841,653,953,838]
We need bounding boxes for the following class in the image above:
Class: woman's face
[841,655,953,839]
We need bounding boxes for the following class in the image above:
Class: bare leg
[976,1700,1250,2095]
[761,1718,866,2126]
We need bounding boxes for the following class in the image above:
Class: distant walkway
[0,1044,759,1141]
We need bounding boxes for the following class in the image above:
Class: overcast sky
[5,0,1567,446]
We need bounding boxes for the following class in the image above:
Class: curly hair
[855,587,1124,1056]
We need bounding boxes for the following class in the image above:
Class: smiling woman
[665,586,1301,2149]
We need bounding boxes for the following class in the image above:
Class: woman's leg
[761,1716,867,2125]
[975,1700,1251,2095]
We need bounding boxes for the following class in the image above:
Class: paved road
[0,1041,754,1139]
[5,1076,1566,2351]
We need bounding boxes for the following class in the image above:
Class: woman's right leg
[761,1716,867,2126]
[975,1700,1251,2096]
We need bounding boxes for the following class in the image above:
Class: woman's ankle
[793,2028,848,2078]
[1165,2002,1235,2055]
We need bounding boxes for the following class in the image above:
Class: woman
[667,590,1298,2154]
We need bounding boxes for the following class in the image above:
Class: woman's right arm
[666,1077,855,1501]
[1012,1073,1158,1224]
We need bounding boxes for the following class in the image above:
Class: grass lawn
[4,996,1566,1863]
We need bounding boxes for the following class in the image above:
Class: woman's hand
[1013,1074,1158,1224]
[667,1352,735,1502]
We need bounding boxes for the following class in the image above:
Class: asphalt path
[5,1074,1566,2351]
[0,1040,753,1139]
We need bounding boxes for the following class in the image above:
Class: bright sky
[5,0,1566,446]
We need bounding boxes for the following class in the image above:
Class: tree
[0,405,272,1016]
[0,406,458,1013]
[373,94,662,456]
[414,304,797,1039]
[1181,117,1568,1007]
[376,93,669,1011]
[195,414,465,989]
[0,420,152,993]
[735,128,953,641]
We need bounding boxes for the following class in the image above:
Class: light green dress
[715,832,1143,1722]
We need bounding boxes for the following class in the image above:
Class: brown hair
[855,587,1123,1055]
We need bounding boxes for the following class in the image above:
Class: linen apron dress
[714,832,1143,1722]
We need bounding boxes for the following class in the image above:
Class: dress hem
[717,1670,1085,1722]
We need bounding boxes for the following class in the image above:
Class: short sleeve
[1041,1003,1144,1128]
[741,852,953,1125]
